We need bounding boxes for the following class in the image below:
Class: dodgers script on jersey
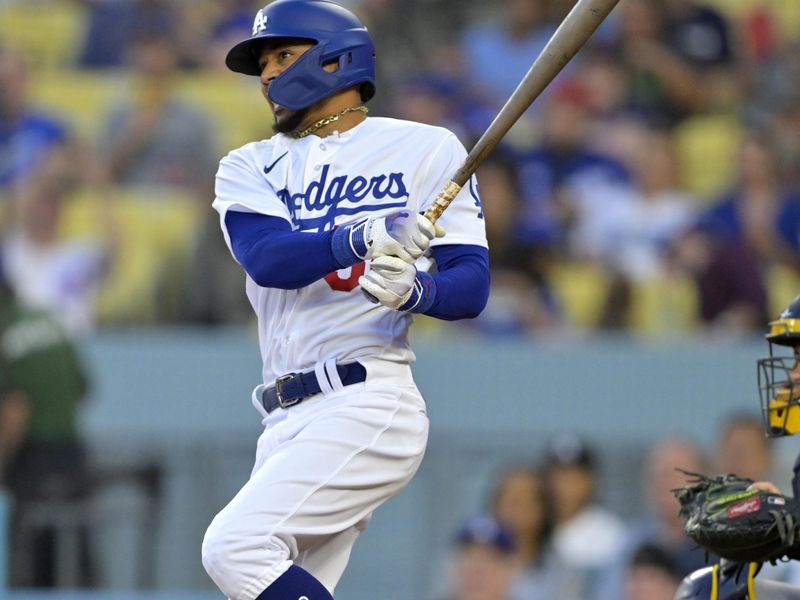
[213,116,487,394]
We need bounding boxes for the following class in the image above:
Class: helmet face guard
[225,0,376,111]
[758,354,800,437]
[757,295,800,437]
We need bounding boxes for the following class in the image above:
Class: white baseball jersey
[213,116,487,388]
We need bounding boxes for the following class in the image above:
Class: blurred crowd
[3,0,800,593]
[0,0,800,336]
[1,0,800,339]
[436,417,789,600]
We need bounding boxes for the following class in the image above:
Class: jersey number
[324,263,366,292]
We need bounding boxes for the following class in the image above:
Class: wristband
[398,271,437,313]
[331,220,369,266]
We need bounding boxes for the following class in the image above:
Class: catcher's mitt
[673,471,800,565]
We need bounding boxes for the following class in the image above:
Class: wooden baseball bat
[423,0,621,224]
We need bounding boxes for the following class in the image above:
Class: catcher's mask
[224,0,376,111]
[757,294,800,437]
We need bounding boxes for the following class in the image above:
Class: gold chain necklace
[295,106,369,138]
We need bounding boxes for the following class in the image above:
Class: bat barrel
[454,0,620,186]
[424,0,621,224]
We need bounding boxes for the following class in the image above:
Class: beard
[273,107,310,135]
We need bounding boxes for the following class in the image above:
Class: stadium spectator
[459,0,557,116]
[770,96,800,190]
[670,131,800,334]
[576,48,642,156]
[437,514,521,600]
[469,154,561,336]
[175,207,255,325]
[489,466,551,568]
[595,438,708,600]
[615,0,704,124]
[663,0,734,70]
[0,45,70,192]
[430,464,554,600]
[0,259,93,587]
[577,123,697,329]
[744,39,800,187]
[623,543,682,600]
[577,123,695,279]
[0,150,114,336]
[515,77,631,257]
[696,132,800,275]
[541,433,626,600]
[389,72,475,144]
[97,29,218,196]
[485,466,561,600]
[715,412,775,484]
[671,226,769,335]
[75,0,197,70]
[204,0,262,71]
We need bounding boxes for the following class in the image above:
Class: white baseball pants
[201,359,429,600]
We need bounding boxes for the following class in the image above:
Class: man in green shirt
[0,265,91,586]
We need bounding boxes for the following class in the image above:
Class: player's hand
[359,255,417,309]
[360,211,445,263]
[748,481,783,495]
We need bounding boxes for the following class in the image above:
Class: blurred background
[1,0,800,599]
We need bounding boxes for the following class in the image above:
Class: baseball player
[674,295,800,600]
[200,2,490,599]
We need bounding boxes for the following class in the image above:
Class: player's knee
[202,518,289,592]
[201,518,233,582]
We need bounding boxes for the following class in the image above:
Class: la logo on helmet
[252,9,268,36]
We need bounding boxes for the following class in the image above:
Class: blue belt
[261,361,367,413]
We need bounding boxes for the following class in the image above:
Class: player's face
[258,40,315,128]
[791,346,800,385]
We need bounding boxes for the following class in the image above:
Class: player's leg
[201,382,428,600]
[294,515,371,593]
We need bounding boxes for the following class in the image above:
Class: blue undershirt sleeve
[225,211,345,289]
[225,211,490,317]
[420,245,490,321]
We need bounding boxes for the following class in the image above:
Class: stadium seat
[29,70,274,157]
[767,264,800,321]
[673,114,742,202]
[549,260,610,330]
[29,71,120,140]
[629,275,698,336]
[0,1,86,70]
[59,186,203,324]
[703,0,800,37]
[176,71,275,153]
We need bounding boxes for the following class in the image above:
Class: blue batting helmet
[225,0,376,111]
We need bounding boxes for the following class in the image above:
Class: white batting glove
[358,211,445,263]
[359,255,418,310]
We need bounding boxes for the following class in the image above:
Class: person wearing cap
[624,543,682,600]
[542,433,626,599]
[441,515,521,600]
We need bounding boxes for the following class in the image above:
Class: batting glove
[359,255,437,312]
[331,211,445,267]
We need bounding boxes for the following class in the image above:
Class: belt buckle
[275,373,300,409]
